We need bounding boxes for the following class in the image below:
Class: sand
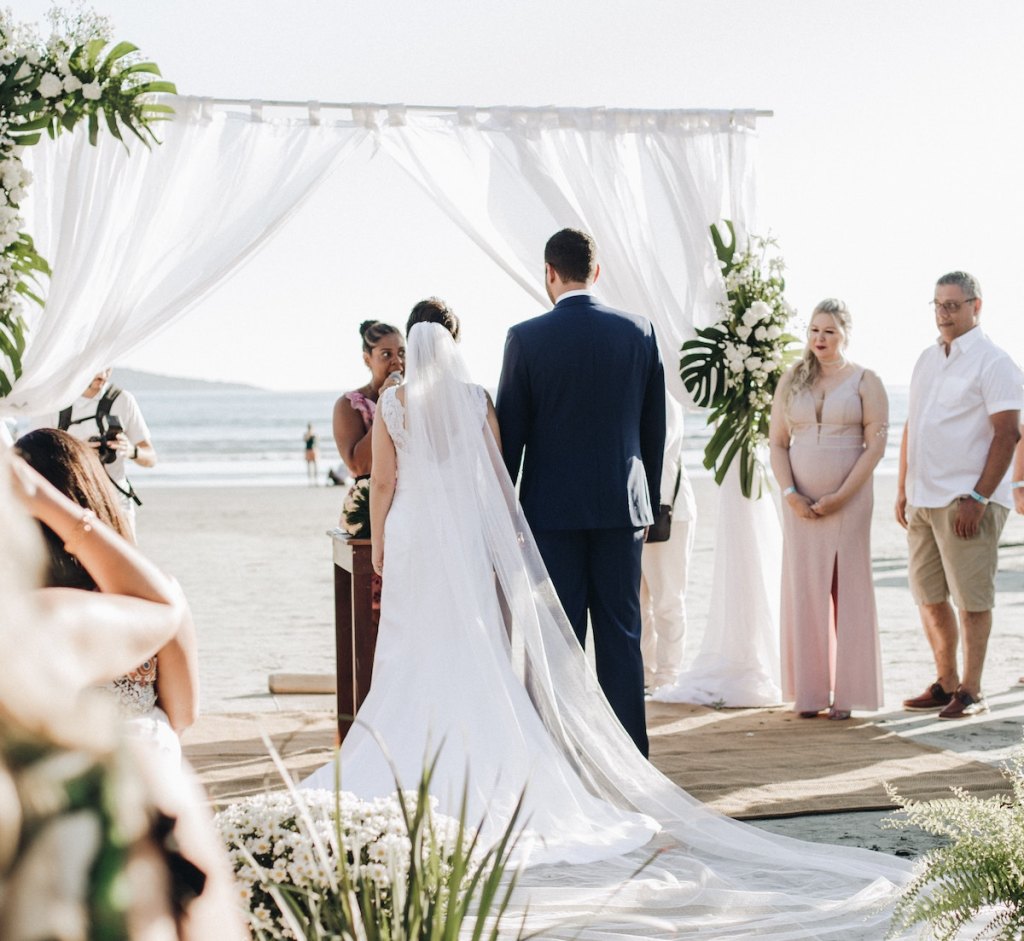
[138,474,1024,855]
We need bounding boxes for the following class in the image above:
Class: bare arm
[485,392,502,452]
[333,396,373,476]
[810,371,889,517]
[895,423,909,528]
[953,409,1021,539]
[154,614,199,731]
[12,457,190,692]
[769,371,816,521]
[1012,423,1024,515]
[369,401,398,576]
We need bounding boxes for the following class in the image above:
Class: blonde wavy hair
[786,298,852,405]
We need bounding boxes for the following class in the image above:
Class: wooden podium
[329,530,379,741]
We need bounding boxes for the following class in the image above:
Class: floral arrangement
[680,220,799,498]
[216,775,522,940]
[341,477,371,539]
[883,745,1024,940]
[0,6,175,396]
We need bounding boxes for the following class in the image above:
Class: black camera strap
[58,385,123,433]
[57,386,141,506]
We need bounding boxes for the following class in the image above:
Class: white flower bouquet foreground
[216,785,519,940]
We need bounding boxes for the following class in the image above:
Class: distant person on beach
[303,421,319,485]
[1,448,243,940]
[496,228,666,756]
[897,272,1022,719]
[15,428,198,762]
[30,367,156,537]
[640,393,696,692]
[770,299,888,720]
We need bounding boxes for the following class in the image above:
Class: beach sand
[139,474,1024,854]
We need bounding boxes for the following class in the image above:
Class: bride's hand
[372,540,384,576]
[8,454,44,510]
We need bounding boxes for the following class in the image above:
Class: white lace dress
[103,657,181,766]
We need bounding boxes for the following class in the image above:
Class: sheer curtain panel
[7,96,371,416]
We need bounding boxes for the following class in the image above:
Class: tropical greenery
[216,752,524,940]
[679,221,800,498]
[884,746,1024,940]
[0,5,175,395]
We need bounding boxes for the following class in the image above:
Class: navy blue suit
[496,292,666,755]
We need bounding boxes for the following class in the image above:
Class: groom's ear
[592,262,601,285]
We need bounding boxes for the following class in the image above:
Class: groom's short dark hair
[545,228,597,284]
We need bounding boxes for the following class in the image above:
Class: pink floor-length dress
[780,367,883,712]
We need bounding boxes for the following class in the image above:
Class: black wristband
[132,445,139,460]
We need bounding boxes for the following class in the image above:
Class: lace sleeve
[378,387,408,451]
[472,384,489,426]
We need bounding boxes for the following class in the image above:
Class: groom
[496,228,666,756]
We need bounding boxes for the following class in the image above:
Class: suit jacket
[496,293,666,530]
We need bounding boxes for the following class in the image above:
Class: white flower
[37,71,63,97]
[744,356,763,371]
[63,74,82,93]
[735,324,752,341]
[81,81,102,101]
[754,326,767,342]
[742,300,773,327]
[766,324,782,341]
[13,62,31,82]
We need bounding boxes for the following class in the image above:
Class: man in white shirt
[32,368,156,535]
[896,272,1023,719]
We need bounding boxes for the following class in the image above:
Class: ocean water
[107,386,908,489]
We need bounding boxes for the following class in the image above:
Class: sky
[15,0,1024,392]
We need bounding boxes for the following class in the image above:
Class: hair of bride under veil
[406,297,460,341]
[358,319,402,354]
[786,297,852,405]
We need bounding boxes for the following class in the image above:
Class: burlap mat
[646,701,1011,818]
[182,704,1011,818]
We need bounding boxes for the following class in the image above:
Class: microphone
[383,369,403,389]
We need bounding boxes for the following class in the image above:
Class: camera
[89,414,124,465]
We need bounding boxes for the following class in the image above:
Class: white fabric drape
[381,104,781,705]
[6,96,372,416]
[380,105,758,400]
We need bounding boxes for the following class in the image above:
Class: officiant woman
[769,299,888,720]
[332,320,405,478]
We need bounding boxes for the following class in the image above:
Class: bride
[304,300,913,938]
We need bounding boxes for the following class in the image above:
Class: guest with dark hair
[332,320,406,478]
[16,428,198,756]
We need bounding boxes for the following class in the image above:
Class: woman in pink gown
[769,299,889,719]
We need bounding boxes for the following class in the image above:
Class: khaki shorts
[907,499,1009,612]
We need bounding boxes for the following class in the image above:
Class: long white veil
[401,322,911,939]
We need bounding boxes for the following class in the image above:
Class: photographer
[29,368,156,536]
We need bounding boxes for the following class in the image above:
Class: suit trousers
[533,527,649,757]
[640,516,694,688]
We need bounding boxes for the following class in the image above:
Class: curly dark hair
[406,297,460,341]
[15,428,132,590]
[359,320,403,353]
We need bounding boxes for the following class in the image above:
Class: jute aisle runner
[182,703,1010,818]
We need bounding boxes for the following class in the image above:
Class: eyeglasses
[931,298,977,314]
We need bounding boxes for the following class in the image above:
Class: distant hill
[111,368,261,392]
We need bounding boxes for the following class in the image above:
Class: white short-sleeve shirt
[28,384,151,495]
[906,327,1024,509]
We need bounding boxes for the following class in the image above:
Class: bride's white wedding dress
[304,322,913,939]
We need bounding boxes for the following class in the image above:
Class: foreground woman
[1,451,242,940]
[17,428,199,762]
[770,299,888,720]
[306,308,912,938]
